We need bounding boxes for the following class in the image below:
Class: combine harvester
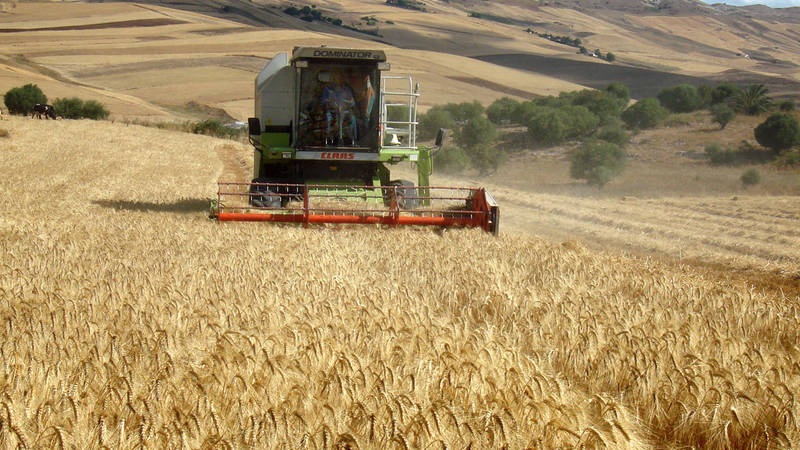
[214,47,499,234]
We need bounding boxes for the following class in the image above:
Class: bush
[562,105,599,139]
[191,119,232,137]
[53,97,84,119]
[569,140,626,187]
[705,140,773,165]
[443,101,484,123]
[4,83,47,115]
[0,128,8,138]
[605,52,615,62]
[526,107,569,145]
[418,107,456,140]
[697,85,713,108]
[740,168,761,187]
[754,113,800,154]
[657,84,703,113]
[456,115,497,149]
[603,82,629,106]
[710,83,741,106]
[468,146,506,175]
[711,103,735,129]
[433,146,469,173]
[622,98,668,129]
[778,100,795,112]
[595,125,629,146]
[386,105,410,122]
[486,97,521,125]
[775,149,800,168]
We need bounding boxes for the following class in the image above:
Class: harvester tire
[388,180,419,210]
[249,178,283,208]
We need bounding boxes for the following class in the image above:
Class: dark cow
[33,104,57,120]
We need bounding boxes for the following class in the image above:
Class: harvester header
[213,46,499,234]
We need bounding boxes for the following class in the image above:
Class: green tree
[605,52,615,62]
[486,97,521,124]
[444,101,484,123]
[469,145,506,175]
[526,107,568,145]
[595,125,629,146]
[603,82,629,106]
[53,97,84,119]
[569,140,626,187]
[621,98,668,129]
[418,107,456,140]
[734,84,772,115]
[456,115,496,149]
[711,103,735,129]
[754,113,799,153]
[81,100,110,120]
[710,83,741,106]
[657,84,703,113]
[4,83,47,115]
[562,105,599,139]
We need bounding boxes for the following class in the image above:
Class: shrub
[562,105,599,139]
[697,85,713,108]
[706,140,773,166]
[526,107,569,145]
[569,139,626,187]
[456,115,497,149]
[4,83,47,115]
[468,145,506,175]
[418,107,456,140]
[433,146,469,173]
[569,91,623,125]
[754,113,800,154]
[53,97,84,119]
[605,52,615,62]
[444,101,484,123]
[486,97,521,125]
[733,84,771,115]
[595,125,629,146]
[657,84,703,113]
[775,149,800,168]
[82,100,110,120]
[710,83,741,106]
[386,105,410,123]
[711,103,735,129]
[0,128,8,138]
[740,168,761,187]
[778,100,795,112]
[603,82,629,106]
[622,98,668,129]
[191,119,231,137]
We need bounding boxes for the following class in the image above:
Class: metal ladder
[380,75,419,150]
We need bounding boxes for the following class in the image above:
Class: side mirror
[248,118,261,136]
[434,128,448,148]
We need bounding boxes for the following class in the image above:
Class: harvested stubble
[0,117,798,448]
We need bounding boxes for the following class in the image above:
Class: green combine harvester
[215,47,498,234]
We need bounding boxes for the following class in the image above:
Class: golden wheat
[0,117,798,448]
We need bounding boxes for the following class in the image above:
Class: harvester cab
[215,47,499,234]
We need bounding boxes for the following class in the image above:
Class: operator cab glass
[297,63,380,151]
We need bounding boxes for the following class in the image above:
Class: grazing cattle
[34,104,57,120]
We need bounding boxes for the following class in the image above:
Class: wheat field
[1,117,799,448]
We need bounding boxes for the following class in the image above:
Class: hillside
[1,116,799,448]
[2,0,800,123]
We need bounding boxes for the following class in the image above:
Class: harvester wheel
[387,180,419,210]
[249,178,283,208]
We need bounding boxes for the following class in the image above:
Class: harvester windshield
[298,63,379,150]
